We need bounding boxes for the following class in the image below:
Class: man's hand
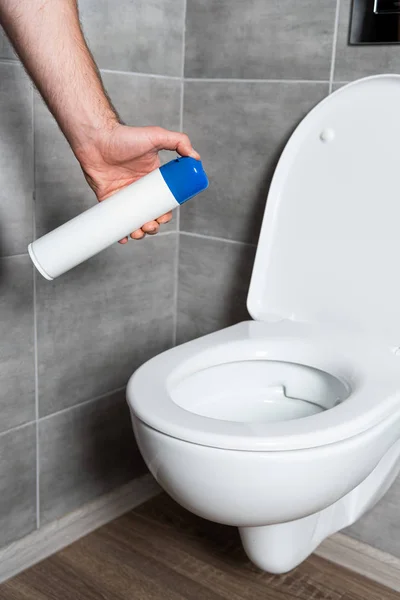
[0,1,200,242]
[75,125,200,243]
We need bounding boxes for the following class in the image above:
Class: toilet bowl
[127,74,400,573]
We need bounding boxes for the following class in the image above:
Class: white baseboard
[1,475,399,593]
[316,533,400,592]
[0,474,161,584]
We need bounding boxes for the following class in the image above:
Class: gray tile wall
[0,424,36,548]
[181,81,328,244]
[179,0,335,342]
[79,0,185,76]
[184,0,336,80]
[39,389,146,524]
[177,235,255,344]
[0,0,182,551]
[180,0,400,560]
[0,30,15,61]
[0,0,399,565]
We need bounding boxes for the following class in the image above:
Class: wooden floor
[0,494,398,600]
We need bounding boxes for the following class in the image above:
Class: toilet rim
[127,321,400,451]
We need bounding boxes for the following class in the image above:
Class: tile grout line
[145,229,177,238]
[171,71,183,346]
[172,0,187,348]
[181,0,187,82]
[31,85,40,531]
[171,231,180,347]
[0,385,128,442]
[0,54,184,79]
[0,228,176,261]
[185,77,330,85]
[38,385,127,424]
[0,57,18,67]
[99,67,181,80]
[180,230,257,248]
[0,252,29,260]
[329,0,341,94]
[0,58,329,86]
[0,420,37,440]
[1,56,330,86]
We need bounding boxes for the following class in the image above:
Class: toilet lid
[247,75,400,344]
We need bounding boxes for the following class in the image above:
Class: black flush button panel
[350,0,400,43]
[374,0,400,14]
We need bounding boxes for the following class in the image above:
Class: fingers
[142,221,159,235]
[121,211,173,243]
[156,211,173,224]
[153,128,200,160]
[130,229,146,240]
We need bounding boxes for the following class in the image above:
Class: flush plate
[350,0,400,43]
[374,0,400,14]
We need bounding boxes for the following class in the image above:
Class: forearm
[0,0,118,154]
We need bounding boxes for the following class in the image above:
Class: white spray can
[28,156,208,280]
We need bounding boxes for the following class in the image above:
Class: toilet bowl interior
[169,360,350,425]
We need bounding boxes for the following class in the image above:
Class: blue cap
[159,156,209,205]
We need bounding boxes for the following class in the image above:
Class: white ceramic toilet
[127,74,400,574]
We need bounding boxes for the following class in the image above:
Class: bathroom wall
[0,0,184,549]
[177,1,333,344]
[179,0,400,559]
[1,0,400,566]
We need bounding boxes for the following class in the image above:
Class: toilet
[127,74,400,574]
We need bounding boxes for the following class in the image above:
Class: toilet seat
[127,320,400,452]
[128,75,400,453]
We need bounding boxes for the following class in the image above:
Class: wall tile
[39,389,146,524]
[100,71,181,130]
[0,63,33,256]
[0,424,36,549]
[0,27,16,60]
[185,0,336,80]
[37,234,176,417]
[0,256,35,433]
[344,475,400,558]
[181,81,328,244]
[177,234,255,344]
[34,73,180,239]
[33,91,92,239]
[78,0,184,76]
[334,0,400,81]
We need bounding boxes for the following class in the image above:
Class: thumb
[153,128,201,160]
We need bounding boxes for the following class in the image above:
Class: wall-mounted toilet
[127,75,400,574]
